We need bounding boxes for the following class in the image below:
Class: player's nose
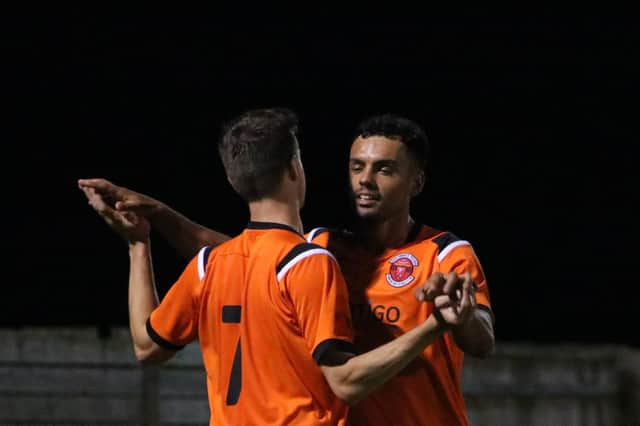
[359,167,375,187]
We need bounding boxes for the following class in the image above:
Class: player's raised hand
[432,272,477,327]
[414,272,446,302]
[77,178,162,218]
[415,271,467,302]
[79,181,150,243]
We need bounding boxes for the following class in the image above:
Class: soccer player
[79,109,473,426]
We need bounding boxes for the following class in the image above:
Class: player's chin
[356,206,382,221]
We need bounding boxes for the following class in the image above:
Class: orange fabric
[309,225,492,426]
[149,224,353,426]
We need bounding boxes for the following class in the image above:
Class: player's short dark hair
[355,114,429,170]
[219,107,299,202]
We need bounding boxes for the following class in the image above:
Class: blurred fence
[1,327,638,425]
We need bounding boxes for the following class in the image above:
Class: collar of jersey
[246,221,302,236]
[347,221,424,261]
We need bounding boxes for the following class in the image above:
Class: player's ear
[411,169,425,197]
[286,152,302,182]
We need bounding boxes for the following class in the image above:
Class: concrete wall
[0,327,207,425]
[1,327,638,425]
[463,344,640,426]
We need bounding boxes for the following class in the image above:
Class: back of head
[219,108,299,202]
[356,114,430,170]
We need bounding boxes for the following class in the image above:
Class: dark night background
[5,11,638,346]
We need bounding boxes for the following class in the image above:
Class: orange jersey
[307,224,493,426]
[148,222,354,426]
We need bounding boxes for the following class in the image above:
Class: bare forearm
[325,316,444,404]
[151,204,231,258]
[128,241,159,355]
[451,308,494,358]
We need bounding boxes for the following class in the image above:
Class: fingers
[78,178,123,203]
[78,178,159,223]
[432,294,456,327]
[464,271,478,309]
[415,287,425,302]
[425,271,479,328]
[81,186,108,213]
[416,271,479,316]
[433,294,453,310]
[81,186,115,223]
[121,210,140,226]
[459,274,472,314]
[77,178,114,190]
[442,272,463,303]
[115,198,149,212]
[415,273,446,301]
[115,200,130,211]
[81,185,135,233]
[79,179,145,213]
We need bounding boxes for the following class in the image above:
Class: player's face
[349,136,422,222]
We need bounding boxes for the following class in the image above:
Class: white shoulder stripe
[306,227,326,242]
[197,246,209,280]
[437,240,471,263]
[277,248,335,282]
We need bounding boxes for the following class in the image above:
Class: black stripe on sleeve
[309,227,330,241]
[146,318,186,351]
[433,232,461,254]
[477,304,496,325]
[276,243,324,275]
[202,245,212,265]
[312,339,357,364]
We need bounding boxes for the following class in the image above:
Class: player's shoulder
[276,241,337,282]
[304,226,332,242]
[191,244,217,281]
[414,225,475,262]
[305,226,355,248]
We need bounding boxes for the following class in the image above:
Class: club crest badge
[386,253,419,288]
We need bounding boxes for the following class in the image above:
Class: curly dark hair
[355,114,429,169]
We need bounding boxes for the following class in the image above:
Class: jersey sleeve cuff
[312,338,356,364]
[146,317,186,351]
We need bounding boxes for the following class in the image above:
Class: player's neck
[248,198,304,235]
[357,214,415,254]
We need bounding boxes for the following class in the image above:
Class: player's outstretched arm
[79,185,176,365]
[416,271,494,358]
[317,272,475,405]
[449,307,494,358]
[319,313,447,405]
[288,254,464,405]
[78,178,232,258]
